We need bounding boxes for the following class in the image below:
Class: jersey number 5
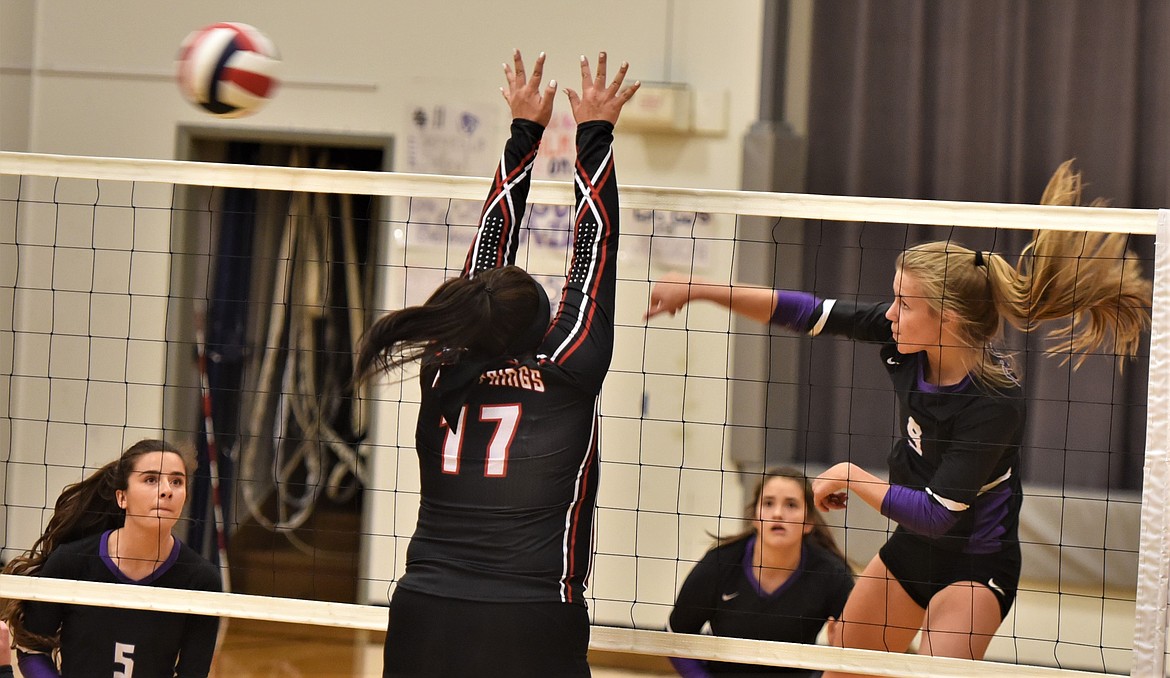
[441,403,520,477]
[114,642,135,678]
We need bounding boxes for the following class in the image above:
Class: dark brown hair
[354,265,544,381]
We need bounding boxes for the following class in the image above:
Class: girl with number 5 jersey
[2,439,221,677]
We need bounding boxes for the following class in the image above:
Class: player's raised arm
[464,49,557,277]
[541,53,638,383]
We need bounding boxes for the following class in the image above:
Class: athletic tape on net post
[1,575,1115,678]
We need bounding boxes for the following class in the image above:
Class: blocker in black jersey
[22,531,221,678]
[362,51,640,678]
[401,115,618,607]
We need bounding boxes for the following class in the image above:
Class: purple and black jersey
[398,119,619,606]
[20,530,221,678]
[773,294,1025,555]
[668,537,853,676]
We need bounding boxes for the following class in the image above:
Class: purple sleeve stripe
[17,650,61,678]
[880,484,961,537]
[771,290,820,332]
[669,656,713,678]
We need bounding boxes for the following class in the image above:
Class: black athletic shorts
[383,587,591,677]
[879,529,1020,619]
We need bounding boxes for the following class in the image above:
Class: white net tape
[0,575,1116,677]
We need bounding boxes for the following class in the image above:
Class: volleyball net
[0,149,1165,677]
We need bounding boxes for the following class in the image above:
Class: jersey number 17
[440,403,521,477]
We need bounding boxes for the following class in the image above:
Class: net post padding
[0,575,1121,678]
[1132,209,1170,676]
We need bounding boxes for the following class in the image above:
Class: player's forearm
[567,120,619,293]
[842,464,890,513]
[466,118,544,275]
[685,282,776,324]
[572,120,617,219]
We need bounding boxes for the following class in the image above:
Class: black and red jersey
[398,119,619,606]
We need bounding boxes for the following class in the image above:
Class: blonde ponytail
[897,160,1151,388]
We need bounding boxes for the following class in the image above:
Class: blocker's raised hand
[565,52,639,125]
[501,49,556,127]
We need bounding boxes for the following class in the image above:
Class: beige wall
[2,0,764,190]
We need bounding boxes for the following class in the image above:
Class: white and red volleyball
[176,22,280,118]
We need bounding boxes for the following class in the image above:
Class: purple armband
[17,650,61,678]
[771,291,820,332]
[880,484,961,537]
[669,656,713,678]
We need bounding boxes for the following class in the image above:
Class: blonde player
[647,161,1150,673]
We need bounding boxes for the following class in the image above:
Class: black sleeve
[668,551,721,634]
[826,567,854,619]
[21,548,75,647]
[539,121,620,392]
[174,614,218,678]
[462,118,545,276]
[818,299,895,343]
[174,564,223,678]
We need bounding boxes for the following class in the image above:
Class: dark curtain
[796,0,1170,490]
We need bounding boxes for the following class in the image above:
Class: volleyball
[176,22,280,118]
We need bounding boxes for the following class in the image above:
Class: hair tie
[974,250,986,267]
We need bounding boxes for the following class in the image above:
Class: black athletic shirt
[668,536,854,676]
[806,299,1026,554]
[398,119,619,606]
[22,530,221,678]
